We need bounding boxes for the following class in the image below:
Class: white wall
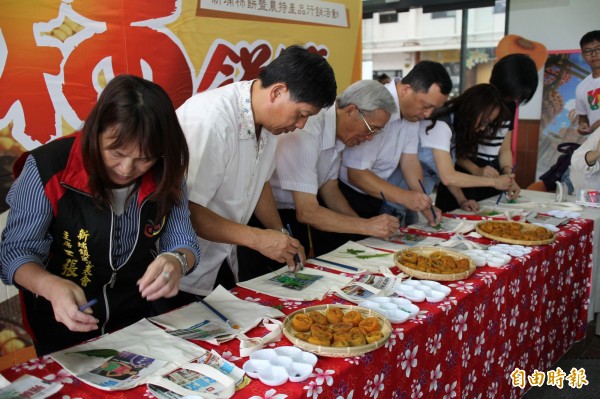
[508,0,598,119]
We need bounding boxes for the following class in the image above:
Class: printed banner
[537,50,590,192]
[0,0,361,152]
[0,0,361,368]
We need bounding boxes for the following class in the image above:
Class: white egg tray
[462,249,512,267]
[393,279,451,303]
[531,222,560,232]
[487,244,532,257]
[546,209,580,219]
[358,296,420,324]
[243,346,317,386]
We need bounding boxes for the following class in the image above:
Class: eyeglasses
[582,46,600,56]
[358,110,382,136]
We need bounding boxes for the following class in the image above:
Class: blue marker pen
[496,163,518,205]
[78,298,97,312]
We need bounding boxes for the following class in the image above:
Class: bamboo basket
[282,304,391,358]
[393,246,475,281]
[475,220,555,246]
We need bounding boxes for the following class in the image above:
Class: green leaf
[482,210,500,216]
[67,349,119,358]
[346,249,366,255]
[356,253,391,259]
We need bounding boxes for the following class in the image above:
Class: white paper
[0,375,62,398]
[0,374,9,389]
[51,319,207,391]
[334,274,398,304]
[237,266,352,301]
[150,285,285,344]
[407,218,478,234]
[357,235,445,251]
[355,237,409,252]
[317,241,395,274]
[147,350,245,399]
[77,351,167,390]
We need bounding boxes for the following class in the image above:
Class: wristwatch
[280,228,290,236]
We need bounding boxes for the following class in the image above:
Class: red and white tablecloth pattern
[1,218,593,399]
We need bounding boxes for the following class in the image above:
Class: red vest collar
[62,132,158,205]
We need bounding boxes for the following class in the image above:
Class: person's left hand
[138,254,181,300]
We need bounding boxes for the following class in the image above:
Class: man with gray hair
[238,80,399,280]
[340,61,452,226]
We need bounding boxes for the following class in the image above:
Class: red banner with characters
[0,0,361,368]
[0,0,361,153]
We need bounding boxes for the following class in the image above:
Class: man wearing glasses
[570,31,600,195]
[237,80,399,279]
[338,61,451,226]
[576,30,600,135]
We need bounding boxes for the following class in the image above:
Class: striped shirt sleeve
[157,182,201,272]
[0,155,53,285]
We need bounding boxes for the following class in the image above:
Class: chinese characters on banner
[0,0,359,152]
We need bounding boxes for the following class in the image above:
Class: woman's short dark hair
[259,45,337,109]
[490,53,538,105]
[429,83,510,159]
[81,74,189,219]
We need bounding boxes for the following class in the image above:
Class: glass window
[431,11,457,19]
[362,0,506,93]
[379,13,398,24]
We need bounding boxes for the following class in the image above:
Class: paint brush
[310,258,360,272]
[418,179,438,225]
[496,163,518,205]
[200,298,239,329]
[381,191,401,238]
[286,224,304,271]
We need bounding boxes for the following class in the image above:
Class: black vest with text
[15,134,167,353]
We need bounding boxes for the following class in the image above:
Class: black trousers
[435,164,501,212]
[338,180,383,219]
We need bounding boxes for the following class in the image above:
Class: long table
[476,189,600,328]
[0,214,594,399]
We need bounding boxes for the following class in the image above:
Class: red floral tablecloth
[1,218,593,399]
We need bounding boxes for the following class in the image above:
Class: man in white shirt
[571,31,600,193]
[576,30,600,135]
[339,61,451,226]
[172,46,336,303]
[238,80,400,280]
